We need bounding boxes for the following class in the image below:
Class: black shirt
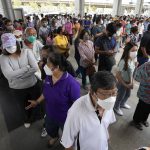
[138,31,150,57]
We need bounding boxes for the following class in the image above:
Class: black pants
[133,100,150,123]
[80,66,93,86]
[11,81,42,123]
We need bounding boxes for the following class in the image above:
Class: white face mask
[5,46,17,54]
[44,65,53,76]
[130,51,137,60]
[97,96,116,110]
[16,38,22,42]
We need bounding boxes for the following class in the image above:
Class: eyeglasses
[96,89,118,98]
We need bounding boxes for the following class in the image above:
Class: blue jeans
[114,83,131,110]
[45,116,64,138]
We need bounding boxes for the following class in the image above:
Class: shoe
[47,138,59,148]
[24,123,31,128]
[114,108,124,116]
[130,121,143,130]
[133,122,143,130]
[142,121,149,127]
[41,128,47,138]
[121,104,131,109]
[77,74,82,79]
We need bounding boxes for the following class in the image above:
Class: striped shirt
[134,62,150,104]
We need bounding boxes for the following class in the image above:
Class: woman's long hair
[120,42,136,71]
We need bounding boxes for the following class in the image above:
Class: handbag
[86,65,96,76]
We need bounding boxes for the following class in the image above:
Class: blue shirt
[95,34,116,53]
[43,72,80,124]
[84,20,91,30]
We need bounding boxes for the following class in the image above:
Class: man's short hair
[4,19,12,25]
[106,22,117,35]
[91,71,116,92]
[24,27,36,36]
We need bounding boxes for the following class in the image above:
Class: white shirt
[39,26,50,37]
[61,94,116,150]
[23,40,43,61]
[138,23,144,34]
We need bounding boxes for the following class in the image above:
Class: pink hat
[1,33,16,49]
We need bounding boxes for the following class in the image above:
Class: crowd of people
[0,13,150,150]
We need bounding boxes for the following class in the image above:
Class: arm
[1,57,29,80]
[65,147,73,150]
[141,47,149,58]
[116,60,133,89]
[95,46,113,55]
[25,94,45,110]
[78,44,88,60]
[134,63,147,83]
[69,80,80,104]
[27,50,39,71]
[61,107,80,149]
[95,32,103,38]
[20,50,39,79]
[116,71,133,89]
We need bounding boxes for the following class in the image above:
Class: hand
[126,83,133,89]
[38,61,44,69]
[22,65,30,72]
[25,100,38,110]
[107,50,115,56]
[84,59,93,65]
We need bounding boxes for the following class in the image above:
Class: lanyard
[95,110,102,123]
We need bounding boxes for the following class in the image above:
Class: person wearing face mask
[125,20,131,36]
[61,71,117,150]
[91,18,105,43]
[137,24,150,66]
[0,33,42,128]
[83,16,92,32]
[91,18,105,63]
[39,18,51,45]
[78,29,95,89]
[26,51,80,147]
[95,22,117,72]
[23,27,43,61]
[64,17,73,45]
[114,42,138,116]
[4,19,15,33]
[127,26,139,45]
[74,19,80,33]
[53,26,70,58]
[132,61,150,130]
[13,30,23,48]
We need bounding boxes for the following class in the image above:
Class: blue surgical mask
[27,35,36,43]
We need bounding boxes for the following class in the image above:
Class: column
[75,0,85,18]
[134,0,144,16]
[1,0,15,20]
[112,0,122,17]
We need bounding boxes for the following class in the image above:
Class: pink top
[64,22,73,35]
[78,40,95,67]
